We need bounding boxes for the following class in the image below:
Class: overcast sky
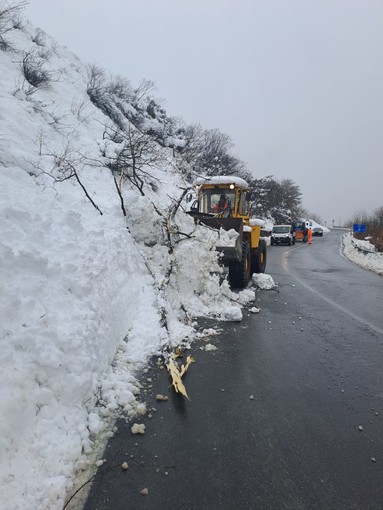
[25,0,383,225]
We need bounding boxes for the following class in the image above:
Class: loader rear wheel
[252,239,267,274]
[229,241,251,288]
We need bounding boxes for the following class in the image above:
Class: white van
[271,225,295,246]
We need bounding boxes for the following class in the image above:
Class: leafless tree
[87,64,105,91]
[350,209,369,225]
[102,123,163,196]
[132,78,156,104]
[306,212,323,224]
[106,75,133,102]
[174,123,247,179]
[373,206,383,228]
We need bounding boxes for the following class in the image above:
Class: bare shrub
[37,41,56,61]
[368,227,383,252]
[132,78,155,103]
[0,1,26,34]
[0,0,26,50]
[106,75,133,101]
[354,226,383,252]
[46,109,72,132]
[21,48,52,90]
[11,14,23,29]
[0,34,11,50]
[348,206,383,251]
[31,28,46,46]
[35,129,46,156]
[70,97,91,121]
[87,65,127,129]
[87,64,105,91]
[373,206,383,229]
[34,142,103,216]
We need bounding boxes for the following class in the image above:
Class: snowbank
[0,164,164,509]
[342,232,383,276]
[0,18,259,510]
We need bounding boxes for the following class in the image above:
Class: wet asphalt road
[83,230,383,510]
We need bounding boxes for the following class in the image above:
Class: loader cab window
[238,192,249,216]
[214,194,229,213]
[199,188,235,216]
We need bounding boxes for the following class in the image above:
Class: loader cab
[198,188,235,216]
[194,180,251,219]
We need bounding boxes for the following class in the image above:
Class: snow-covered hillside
[0,15,259,510]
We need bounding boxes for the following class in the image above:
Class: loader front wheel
[229,241,251,288]
[252,239,267,274]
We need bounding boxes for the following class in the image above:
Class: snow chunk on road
[222,306,243,321]
[252,273,276,290]
[131,423,146,435]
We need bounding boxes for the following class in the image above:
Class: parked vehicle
[312,227,324,237]
[271,225,295,245]
[294,220,311,242]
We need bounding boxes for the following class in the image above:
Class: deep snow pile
[309,220,331,234]
[0,19,259,510]
[342,232,383,275]
[0,166,158,508]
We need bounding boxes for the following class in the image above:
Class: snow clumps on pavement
[252,273,277,290]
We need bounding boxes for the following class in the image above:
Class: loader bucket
[194,216,243,233]
[191,214,244,263]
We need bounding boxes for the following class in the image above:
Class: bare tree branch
[33,144,104,216]
[113,175,127,218]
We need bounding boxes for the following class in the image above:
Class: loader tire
[252,239,267,274]
[229,241,251,288]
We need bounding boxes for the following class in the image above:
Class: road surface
[83,230,383,510]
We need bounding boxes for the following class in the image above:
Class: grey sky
[25,0,383,225]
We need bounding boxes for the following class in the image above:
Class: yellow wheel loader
[187,176,267,288]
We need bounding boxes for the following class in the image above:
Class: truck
[294,220,311,242]
[271,225,295,245]
[187,175,267,288]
